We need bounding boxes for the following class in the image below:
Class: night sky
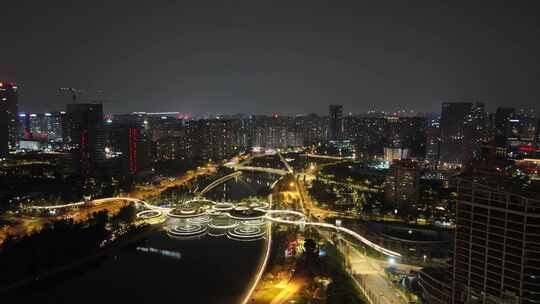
[1,1,539,115]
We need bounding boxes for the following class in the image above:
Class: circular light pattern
[135,196,400,257]
[187,215,213,225]
[248,201,270,209]
[228,225,266,241]
[167,223,207,238]
[212,203,234,212]
[208,213,238,230]
[166,206,206,218]
[136,210,163,219]
[228,208,266,220]
[241,218,267,226]
[264,209,306,222]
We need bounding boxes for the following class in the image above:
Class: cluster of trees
[308,180,338,205]
[153,159,200,177]
[113,205,137,224]
[155,184,193,205]
[320,161,385,186]
[0,210,109,286]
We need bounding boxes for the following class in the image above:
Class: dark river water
[9,172,277,304]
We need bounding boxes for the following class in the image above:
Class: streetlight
[388,257,396,265]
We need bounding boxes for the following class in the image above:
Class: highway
[346,242,407,304]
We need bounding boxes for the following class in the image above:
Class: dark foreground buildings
[420,172,540,304]
[452,177,540,304]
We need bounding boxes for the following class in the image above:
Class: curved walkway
[196,171,242,196]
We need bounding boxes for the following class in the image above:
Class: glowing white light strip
[136,210,163,219]
[263,209,402,258]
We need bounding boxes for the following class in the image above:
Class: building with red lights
[65,103,105,176]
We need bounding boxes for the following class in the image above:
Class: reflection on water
[204,171,279,201]
[135,246,182,259]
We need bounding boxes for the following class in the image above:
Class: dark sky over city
[1,1,539,115]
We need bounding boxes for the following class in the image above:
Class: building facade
[453,178,540,303]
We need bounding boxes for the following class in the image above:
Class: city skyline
[2,2,540,303]
[2,1,540,114]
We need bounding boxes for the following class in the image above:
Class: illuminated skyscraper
[0,82,19,156]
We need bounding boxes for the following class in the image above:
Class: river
[8,172,278,304]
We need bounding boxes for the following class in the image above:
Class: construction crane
[59,87,83,103]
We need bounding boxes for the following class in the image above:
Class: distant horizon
[13,96,539,117]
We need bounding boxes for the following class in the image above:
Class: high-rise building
[0,82,19,156]
[440,102,486,165]
[46,111,66,143]
[426,117,441,164]
[453,177,540,303]
[65,103,105,176]
[251,115,303,149]
[329,104,343,141]
[107,122,151,174]
[384,160,421,211]
[494,107,515,147]
[17,111,66,144]
[296,114,326,146]
[396,116,427,158]
[0,104,7,158]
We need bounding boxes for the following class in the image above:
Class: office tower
[329,104,343,141]
[0,82,19,155]
[511,109,538,145]
[46,111,66,143]
[440,102,486,165]
[65,103,105,175]
[453,177,540,303]
[0,102,7,157]
[494,107,515,147]
[426,117,441,164]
